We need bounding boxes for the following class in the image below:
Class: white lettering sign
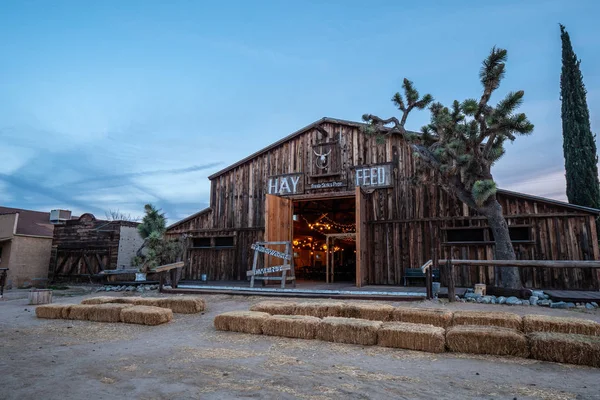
[267,173,304,195]
[353,164,392,188]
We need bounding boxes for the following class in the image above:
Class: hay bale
[446,325,529,357]
[250,301,297,315]
[87,303,133,323]
[341,303,394,321]
[81,296,120,305]
[523,314,600,336]
[528,332,600,367]
[66,304,97,321]
[453,311,523,331]
[262,315,321,339]
[316,317,382,345]
[391,307,453,328]
[295,301,346,318]
[152,297,205,313]
[120,305,173,326]
[213,311,270,334]
[378,322,446,353]
[35,304,72,319]
[131,298,161,307]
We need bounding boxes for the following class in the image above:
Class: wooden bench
[404,268,440,286]
[151,261,184,291]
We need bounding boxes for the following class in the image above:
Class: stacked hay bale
[528,332,600,368]
[88,303,133,323]
[120,306,173,326]
[378,322,446,353]
[446,325,529,357]
[294,302,345,318]
[523,315,600,336]
[250,301,297,315]
[452,311,522,330]
[35,304,72,319]
[81,296,206,314]
[341,302,394,321]
[262,315,321,339]
[316,317,382,345]
[214,311,270,334]
[392,307,453,328]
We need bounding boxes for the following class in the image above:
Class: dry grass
[213,311,270,334]
[452,311,523,331]
[88,304,134,323]
[152,297,206,314]
[529,332,600,367]
[316,317,382,346]
[262,315,321,339]
[67,304,96,320]
[446,325,529,357]
[523,314,600,336]
[391,307,453,328]
[341,302,394,321]
[294,301,345,318]
[35,304,72,319]
[120,305,173,326]
[377,322,446,353]
[250,301,297,315]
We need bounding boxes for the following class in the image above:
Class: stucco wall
[0,213,17,239]
[117,226,144,269]
[8,235,53,288]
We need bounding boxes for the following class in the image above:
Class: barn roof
[0,206,54,237]
[208,117,395,180]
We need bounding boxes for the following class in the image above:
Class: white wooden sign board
[249,241,296,288]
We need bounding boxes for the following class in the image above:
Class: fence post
[447,259,455,302]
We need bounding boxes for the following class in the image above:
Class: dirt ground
[1,289,600,400]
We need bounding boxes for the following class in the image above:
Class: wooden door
[264,194,293,267]
[355,187,369,287]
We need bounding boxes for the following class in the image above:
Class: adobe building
[166,117,600,290]
[0,206,54,288]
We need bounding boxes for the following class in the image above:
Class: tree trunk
[483,199,522,289]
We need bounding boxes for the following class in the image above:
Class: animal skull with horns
[314,148,332,169]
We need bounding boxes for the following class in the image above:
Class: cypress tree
[560,24,600,209]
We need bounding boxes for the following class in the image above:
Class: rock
[491,298,496,304]
[585,303,595,310]
[95,287,104,292]
[529,296,539,306]
[466,298,476,303]
[566,302,576,308]
[126,286,134,292]
[498,296,506,305]
[542,294,550,300]
[465,288,474,294]
[464,293,480,300]
[550,301,568,309]
[592,302,598,308]
[532,290,545,298]
[522,300,530,306]
[538,299,551,307]
[506,296,520,305]
[481,295,494,304]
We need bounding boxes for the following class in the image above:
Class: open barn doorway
[292,197,356,284]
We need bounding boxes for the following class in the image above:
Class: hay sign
[267,173,304,196]
[248,241,296,288]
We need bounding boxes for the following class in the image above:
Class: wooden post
[159,272,165,292]
[425,266,432,300]
[447,259,455,302]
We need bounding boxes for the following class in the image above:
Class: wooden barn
[50,213,144,280]
[166,117,600,290]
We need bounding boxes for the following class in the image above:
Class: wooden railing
[439,259,600,302]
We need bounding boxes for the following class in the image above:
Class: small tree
[364,47,534,289]
[560,24,600,210]
[133,204,182,271]
[105,209,139,222]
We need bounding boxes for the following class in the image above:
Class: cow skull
[313,148,332,169]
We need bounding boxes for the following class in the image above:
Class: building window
[215,236,234,248]
[446,228,486,243]
[192,238,211,248]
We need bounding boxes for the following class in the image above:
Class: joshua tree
[560,24,600,210]
[133,204,182,271]
[364,47,533,289]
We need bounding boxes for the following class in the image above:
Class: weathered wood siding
[167,119,600,289]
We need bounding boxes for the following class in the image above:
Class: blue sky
[1,0,599,223]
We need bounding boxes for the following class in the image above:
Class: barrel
[28,289,53,305]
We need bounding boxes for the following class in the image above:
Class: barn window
[446,228,486,243]
[192,238,211,248]
[508,226,531,242]
[215,236,234,248]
